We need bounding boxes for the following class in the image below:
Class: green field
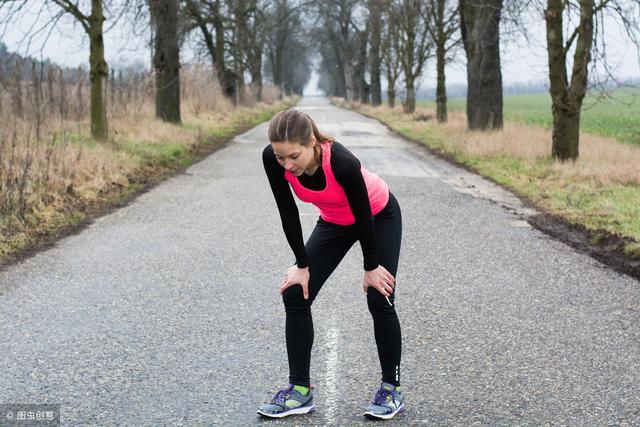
[418,89,640,145]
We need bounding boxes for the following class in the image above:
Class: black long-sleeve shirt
[262,141,379,271]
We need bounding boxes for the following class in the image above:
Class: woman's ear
[309,134,317,147]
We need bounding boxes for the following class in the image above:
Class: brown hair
[268,109,334,165]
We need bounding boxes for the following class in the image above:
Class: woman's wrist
[364,263,379,272]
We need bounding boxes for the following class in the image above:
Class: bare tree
[244,0,266,101]
[543,0,640,161]
[228,0,247,105]
[149,0,181,123]
[390,0,434,113]
[315,0,365,101]
[225,0,267,105]
[0,0,126,140]
[368,0,383,105]
[381,0,402,108]
[460,0,503,130]
[182,0,237,102]
[264,0,311,97]
[315,26,347,97]
[355,19,370,103]
[312,8,346,97]
[56,0,109,139]
[427,0,461,122]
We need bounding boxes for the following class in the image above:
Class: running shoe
[257,384,315,418]
[363,381,405,420]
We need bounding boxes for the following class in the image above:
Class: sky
[1,2,638,95]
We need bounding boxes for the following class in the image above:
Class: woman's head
[268,109,334,176]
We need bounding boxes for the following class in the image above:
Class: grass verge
[418,88,640,145]
[0,98,297,269]
[332,98,640,277]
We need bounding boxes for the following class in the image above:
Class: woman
[257,109,404,420]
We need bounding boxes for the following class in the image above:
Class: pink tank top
[284,141,389,225]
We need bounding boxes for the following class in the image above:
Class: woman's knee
[366,288,397,317]
[282,285,312,313]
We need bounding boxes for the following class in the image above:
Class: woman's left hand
[280,265,310,299]
[363,265,395,297]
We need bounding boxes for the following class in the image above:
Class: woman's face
[272,136,317,176]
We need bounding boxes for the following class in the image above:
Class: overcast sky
[1,2,638,96]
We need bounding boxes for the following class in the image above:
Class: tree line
[1,0,639,161]
[314,0,639,161]
[0,0,314,140]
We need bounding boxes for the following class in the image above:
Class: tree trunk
[356,28,370,104]
[252,4,264,102]
[89,0,108,140]
[435,37,447,122]
[386,68,396,108]
[435,0,448,123]
[235,72,245,106]
[387,89,395,108]
[213,0,235,103]
[248,22,263,102]
[251,70,263,102]
[332,39,347,98]
[404,78,416,113]
[185,0,224,102]
[551,107,580,159]
[344,61,356,101]
[150,0,181,123]
[368,0,382,106]
[545,0,594,161]
[460,0,503,130]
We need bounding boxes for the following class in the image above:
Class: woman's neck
[304,145,322,175]
[304,161,319,176]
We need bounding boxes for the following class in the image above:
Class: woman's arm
[331,143,379,271]
[262,145,308,268]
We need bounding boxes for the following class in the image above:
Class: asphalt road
[1,97,639,425]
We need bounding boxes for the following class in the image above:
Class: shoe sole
[257,404,316,418]
[364,404,405,420]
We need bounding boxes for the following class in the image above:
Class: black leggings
[282,192,402,387]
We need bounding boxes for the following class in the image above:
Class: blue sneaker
[364,382,405,420]
[257,384,315,418]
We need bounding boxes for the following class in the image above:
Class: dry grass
[0,65,293,263]
[349,101,640,188]
[334,98,640,252]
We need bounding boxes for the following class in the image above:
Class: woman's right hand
[363,265,395,297]
[280,265,310,299]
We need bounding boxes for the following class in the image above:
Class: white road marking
[324,325,340,424]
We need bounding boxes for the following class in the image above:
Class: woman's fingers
[279,280,289,294]
[386,272,395,286]
[381,280,393,295]
[280,274,292,293]
[374,280,390,297]
[279,278,309,300]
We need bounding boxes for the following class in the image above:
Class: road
[1,97,639,425]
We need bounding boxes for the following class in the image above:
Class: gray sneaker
[364,382,405,420]
[257,384,315,418]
